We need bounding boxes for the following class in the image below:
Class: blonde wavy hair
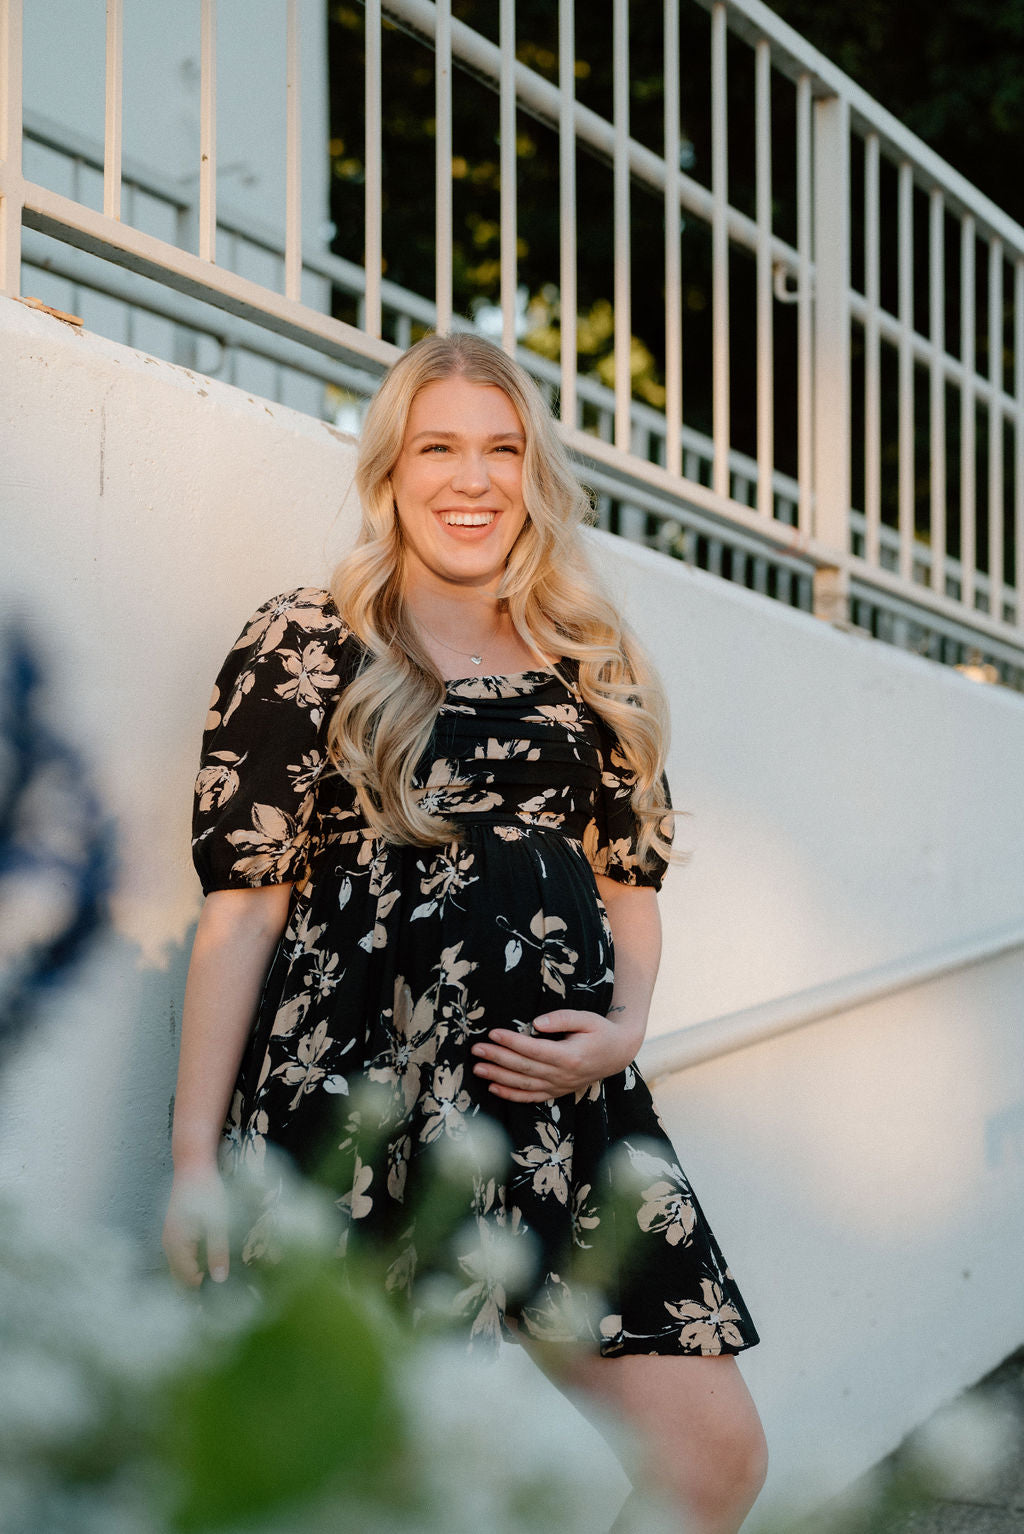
[328,332,673,865]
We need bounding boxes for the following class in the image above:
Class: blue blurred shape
[0,628,114,1055]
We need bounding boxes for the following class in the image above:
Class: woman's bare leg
[527,1344,768,1534]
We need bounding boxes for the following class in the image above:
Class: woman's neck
[402,586,547,678]
[404,584,504,639]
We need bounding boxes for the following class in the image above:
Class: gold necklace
[415,613,500,668]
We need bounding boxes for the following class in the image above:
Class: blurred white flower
[0,1195,191,1388]
[0,1352,97,1447]
[908,1393,1019,1498]
[453,1213,538,1297]
[428,1113,511,1184]
[0,1151,687,1534]
[403,1339,616,1532]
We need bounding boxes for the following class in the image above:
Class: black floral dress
[192,587,759,1357]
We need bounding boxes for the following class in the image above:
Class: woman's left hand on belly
[471,1010,645,1103]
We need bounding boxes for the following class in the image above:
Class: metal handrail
[19,110,807,517]
[639,918,1024,1081]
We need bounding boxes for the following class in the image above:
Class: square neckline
[443,660,573,694]
[444,667,553,686]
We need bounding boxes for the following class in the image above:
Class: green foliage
[4,1162,1017,1534]
[161,1258,404,1532]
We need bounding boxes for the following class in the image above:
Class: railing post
[558,0,577,428]
[103,0,124,222]
[284,0,303,303]
[811,92,851,623]
[364,0,383,338]
[498,0,517,356]
[198,0,217,263]
[0,0,24,296]
[434,0,453,333]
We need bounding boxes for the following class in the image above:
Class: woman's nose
[450,451,489,494]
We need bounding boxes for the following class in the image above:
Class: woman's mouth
[438,510,496,527]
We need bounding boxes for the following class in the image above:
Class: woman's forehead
[404,376,524,436]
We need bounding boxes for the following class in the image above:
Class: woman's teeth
[439,511,495,526]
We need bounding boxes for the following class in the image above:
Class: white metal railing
[4,0,1024,685]
[0,0,393,374]
[639,918,1024,1080]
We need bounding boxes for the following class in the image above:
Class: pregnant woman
[163,332,766,1534]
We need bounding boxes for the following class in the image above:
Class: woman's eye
[423,443,449,454]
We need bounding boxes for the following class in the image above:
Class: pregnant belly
[375,825,616,1142]
[232,823,615,1167]
[391,822,616,1032]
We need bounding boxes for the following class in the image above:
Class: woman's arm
[162,883,292,1285]
[471,878,662,1103]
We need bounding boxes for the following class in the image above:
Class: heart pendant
[471,654,483,666]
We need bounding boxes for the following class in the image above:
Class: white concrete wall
[2,295,1024,1524]
[0,296,357,1242]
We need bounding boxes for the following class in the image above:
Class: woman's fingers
[471,1043,577,1098]
[477,1030,563,1064]
[486,1083,558,1103]
[472,1013,623,1100]
[473,1050,570,1098]
[163,1174,230,1286]
[532,1009,598,1034]
[163,1225,204,1288]
[475,1012,599,1066]
[475,1054,561,1088]
[205,1220,231,1284]
[472,1039,553,1075]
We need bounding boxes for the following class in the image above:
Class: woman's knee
[731,1410,769,1504]
[681,1404,768,1528]
[557,1351,767,1531]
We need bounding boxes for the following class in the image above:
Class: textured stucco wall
[2,295,1023,1524]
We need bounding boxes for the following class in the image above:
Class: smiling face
[388,375,528,595]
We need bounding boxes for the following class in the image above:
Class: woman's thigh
[528,1345,768,1530]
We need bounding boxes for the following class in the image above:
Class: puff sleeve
[191,587,349,895]
[584,724,672,891]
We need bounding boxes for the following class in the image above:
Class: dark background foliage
[327,1,1021,547]
[769,0,1024,226]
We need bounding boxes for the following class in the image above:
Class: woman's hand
[472,882,663,1104]
[471,1008,645,1103]
[162,1167,231,1288]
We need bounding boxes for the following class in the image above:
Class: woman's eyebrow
[407,428,526,442]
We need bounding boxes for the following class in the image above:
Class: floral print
[665,1278,747,1354]
[512,1112,574,1202]
[638,1180,698,1247]
[193,588,758,1357]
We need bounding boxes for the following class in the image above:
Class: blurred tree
[769,0,1024,226]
